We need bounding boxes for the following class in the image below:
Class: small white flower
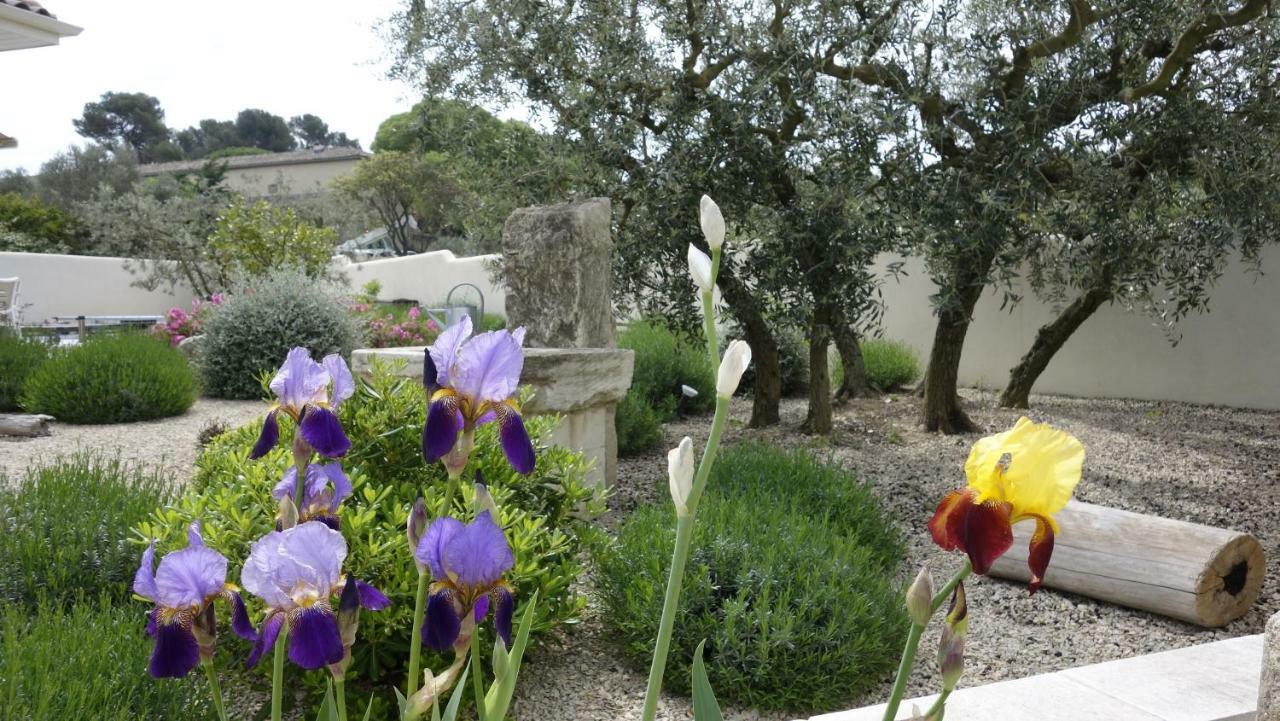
[699,195,725,250]
[717,340,752,398]
[687,244,713,293]
[667,437,695,516]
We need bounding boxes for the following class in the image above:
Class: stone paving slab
[811,635,1262,721]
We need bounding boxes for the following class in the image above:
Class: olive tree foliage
[332,150,471,254]
[383,0,906,431]
[832,0,1278,431]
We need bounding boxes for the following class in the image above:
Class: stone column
[501,197,616,348]
[1261,611,1280,720]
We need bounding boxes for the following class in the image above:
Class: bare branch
[1121,0,1269,102]
[1001,0,1103,97]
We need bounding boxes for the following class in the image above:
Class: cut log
[988,500,1264,627]
[0,414,53,437]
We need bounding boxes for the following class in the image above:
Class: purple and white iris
[414,510,515,653]
[133,522,257,678]
[421,317,535,475]
[251,348,356,460]
[271,462,353,529]
[241,521,388,670]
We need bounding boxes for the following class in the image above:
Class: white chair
[0,277,20,335]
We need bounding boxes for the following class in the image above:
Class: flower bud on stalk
[474,472,499,519]
[329,577,362,680]
[276,496,298,531]
[687,244,714,293]
[700,195,725,250]
[407,496,428,551]
[404,656,468,721]
[905,565,934,627]
[717,340,752,398]
[667,437,695,516]
[938,582,968,693]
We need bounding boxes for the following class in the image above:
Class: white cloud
[0,0,421,171]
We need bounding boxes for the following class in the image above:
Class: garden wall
[0,249,507,326]
[874,250,1280,410]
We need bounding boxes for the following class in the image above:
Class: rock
[501,198,616,349]
[520,348,634,414]
[177,334,205,364]
[1260,611,1280,720]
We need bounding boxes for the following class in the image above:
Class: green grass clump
[615,319,715,455]
[861,338,921,391]
[0,596,212,721]
[594,442,906,712]
[0,456,173,607]
[21,332,197,424]
[0,331,50,411]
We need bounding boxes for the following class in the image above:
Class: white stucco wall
[334,251,506,316]
[0,251,196,324]
[875,249,1280,410]
[223,158,362,197]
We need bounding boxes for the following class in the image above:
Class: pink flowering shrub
[153,295,223,346]
[355,303,441,348]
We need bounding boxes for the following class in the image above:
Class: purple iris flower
[414,511,516,653]
[251,348,356,460]
[271,462,353,529]
[422,317,536,475]
[133,522,257,678]
[241,521,389,670]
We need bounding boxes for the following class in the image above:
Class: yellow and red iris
[929,416,1085,593]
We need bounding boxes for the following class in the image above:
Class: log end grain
[1195,534,1266,628]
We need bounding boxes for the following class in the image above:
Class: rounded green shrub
[862,338,921,391]
[0,331,50,411]
[136,361,602,693]
[200,269,363,399]
[21,332,197,423]
[0,456,173,607]
[619,319,715,418]
[0,596,213,720]
[616,388,664,457]
[594,442,906,712]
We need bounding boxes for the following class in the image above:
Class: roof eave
[0,4,81,48]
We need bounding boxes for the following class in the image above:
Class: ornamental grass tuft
[594,442,907,712]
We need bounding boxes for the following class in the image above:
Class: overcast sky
[0,0,426,172]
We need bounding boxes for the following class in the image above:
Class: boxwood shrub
[199,268,363,399]
[0,456,173,607]
[0,596,212,720]
[616,389,664,458]
[0,330,49,411]
[616,319,714,455]
[861,338,921,391]
[594,442,906,712]
[136,360,603,691]
[21,332,197,424]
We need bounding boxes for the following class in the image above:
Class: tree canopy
[73,92,174,162]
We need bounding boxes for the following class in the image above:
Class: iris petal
[149,612,200,678]
[493,587,514,649]
[288,607,345,670]
[497,405,536,475]
[322,354,355,408]
[441,511,514,589]
[1026,515,1057,594]
[429,316,472,388]
[354,580,390,611]
[928,489,1014,575]
[422,396,461,463]
[416,517,464,580]
[423,349,441,395]
[250,410,280,460]
[246,613,284,668]
[226,590,258,641]
[299,406,351,458]
[423,591,462,653]
[133,541,158,602]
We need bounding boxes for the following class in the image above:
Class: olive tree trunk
[920,283,984,433]
[999,285,1112,409]
[739,311,782,428]
[834,326,875,404]
[801,309,833,435]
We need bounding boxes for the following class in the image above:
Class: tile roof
[0,0,57,19]
[138,146,370,175]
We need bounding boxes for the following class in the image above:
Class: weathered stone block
[501,198,615,349]
[1261,611,1280,720]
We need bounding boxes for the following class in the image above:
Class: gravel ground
[0,398,263,482]
[513,389,1279,721]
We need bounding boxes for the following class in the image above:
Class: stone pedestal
[1261,611,1280,720]
[350,346,633,487]
[502,198,615,349]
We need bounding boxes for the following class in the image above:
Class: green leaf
[362,694,376,721]
[483,590,539,720]
[441,662,471,721]
[394,687,409,720]
[491,633,510,682]
[315,680,340,721]
[692,640,724,721]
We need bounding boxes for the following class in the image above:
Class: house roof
[0,132,15,149]
[138,146,370,176]
[0,0,81,52]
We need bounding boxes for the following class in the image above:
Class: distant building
[138,146,368,198]
[1,0,81,149]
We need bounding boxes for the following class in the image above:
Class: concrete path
[812,634,1262,721]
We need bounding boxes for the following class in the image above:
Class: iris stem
[335,676,349,721]
[406,569,430,697]
[882,562,972,721]
[640,273,727,721]
[202,659,228,721]
[272,624,290,721]
[925,687,952,719]
[470,631,487,721]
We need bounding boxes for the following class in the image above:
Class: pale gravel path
[513,390,1279,721]
[0,398,263,482]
